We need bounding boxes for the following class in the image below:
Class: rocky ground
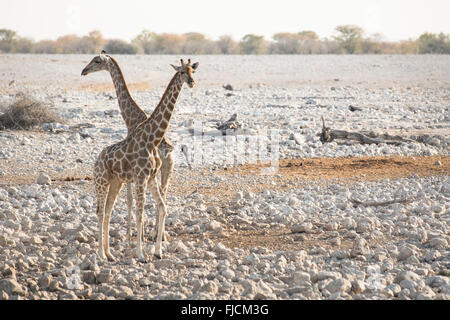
[0,54,449,300]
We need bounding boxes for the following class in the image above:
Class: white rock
[199,281,218,294]
[168,240,189,254]
[424,250,441,262]
[241,279,275,299]
[291,222,313,233]
[0,189,8,201]
[331,250,348,260]
[213,242,233,255]
[395,271,421,283]
[96,269,114,284]
[398,246,415,260]
[425,276,449,288]
[293,272,311,285]
[351,280,366,293]
[312,271,341,283]
[325,222,339,231]
[0,278,25,296]
[351,238,370,257]
[243,253,260,265]
[36,173,51,185]
[342,217,357,229]
[206,220,222,232]
[325,278,352,294]
[399,279,417,291]
[429,237,448,249]
[221,269,235,280]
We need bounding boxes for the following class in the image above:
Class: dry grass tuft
[0,93,62,130]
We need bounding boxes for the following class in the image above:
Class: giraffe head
[170,59,199,88]
[81,50,110,76]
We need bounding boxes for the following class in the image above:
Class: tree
[55,34,82,53]
[270,31,321,54]
[104,39,138,54]
[297,31,320,54]
[182,32,217,54]
[397,39,419,54]
[239,34,267,54]
[132,29,157,54]
[271,33,301,54]
[33,40,58,53]
[360,33,383,54]
[418,32,450,54]
[297,30,319,40]
[151,33,184,54]
[12,37,34,53]
[0,28,18,52]
[216,35,238,54]
[84,30,105,53]
[333,25,364,54]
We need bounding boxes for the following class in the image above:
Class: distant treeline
[1,25,450,54]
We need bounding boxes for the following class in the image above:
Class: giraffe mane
[108,55,146,114]
[141,70,180,127]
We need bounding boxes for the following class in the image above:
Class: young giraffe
[94,59,198,262]
[81,51,174,245]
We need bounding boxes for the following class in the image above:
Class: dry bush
[0,94,62,130]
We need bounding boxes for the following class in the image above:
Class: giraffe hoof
[137,256,148,263]
[106,253,116,262]
[98,251,107,261]
[154,253,162,260]
[137,252,147,263]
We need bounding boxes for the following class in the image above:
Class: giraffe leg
[159,151,174,202]
[135,180,148,262]
[150,151,173,242]
[149,151,169,242]
[148,178,167,259]
[95,182,109,261]
[126,183,133,248]
[103,178,123,262]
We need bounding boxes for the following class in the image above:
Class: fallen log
[319,117,416,146]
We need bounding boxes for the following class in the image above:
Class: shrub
[0,94,62,130]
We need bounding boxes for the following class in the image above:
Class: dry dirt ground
[173,155,450,252]
[1,154,448,253]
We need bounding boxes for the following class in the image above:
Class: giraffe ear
[170,64,181,72]
[191,62,199,70]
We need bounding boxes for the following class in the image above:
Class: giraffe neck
[138,72,184,148]
[106,57,146,131]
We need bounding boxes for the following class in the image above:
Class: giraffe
[94,58,198,262]
[81,51,174,245]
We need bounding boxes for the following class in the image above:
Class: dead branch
[319,117,416,146]
[349,197,413,207]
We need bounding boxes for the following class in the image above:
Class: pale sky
[2,0,450,41]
